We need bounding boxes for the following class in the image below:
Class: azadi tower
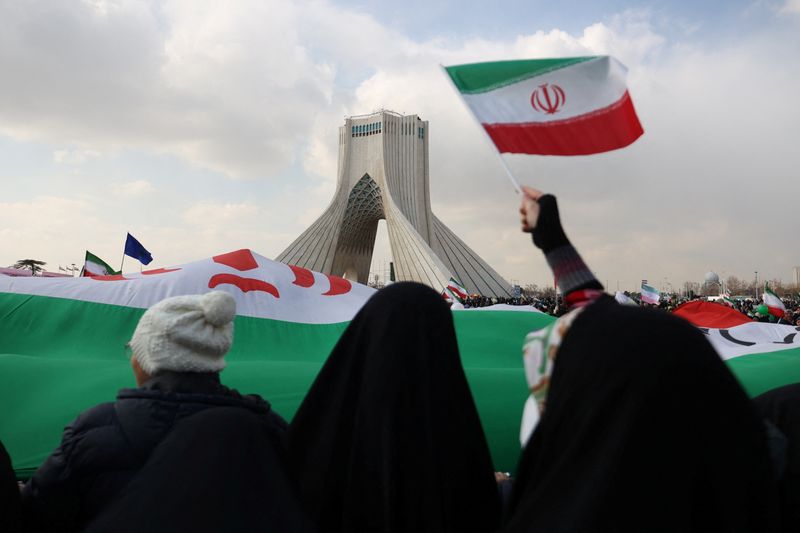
[277,110,513,297]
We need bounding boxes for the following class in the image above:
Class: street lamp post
[754,271,758,300]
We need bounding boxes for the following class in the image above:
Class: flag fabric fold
[124,233,153,265]
[444,56,643,156]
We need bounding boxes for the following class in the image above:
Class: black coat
[83,407,314,533]
[21,371,287,532]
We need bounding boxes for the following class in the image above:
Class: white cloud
[53,148,102,164]
[114,180,155,196]
[780,0,800,14]
[1,4,798,288]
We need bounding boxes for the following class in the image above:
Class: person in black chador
[21,291,289,532]
[287,282,500,533]
[754,383,800,533]
[502,187,777,533]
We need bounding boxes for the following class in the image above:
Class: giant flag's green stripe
[0,293,549,476]
[445,56,597,94]
[726,347,800,397]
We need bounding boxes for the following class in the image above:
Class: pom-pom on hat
[129,291,236,375]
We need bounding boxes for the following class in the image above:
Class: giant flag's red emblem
[530,83,566,115]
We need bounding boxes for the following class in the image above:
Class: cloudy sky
[1,0,798,291]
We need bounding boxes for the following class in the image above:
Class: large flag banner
[0,249,548,476]
[444,56,643,155]
[124,233,153,265]
[763,284,786,319]
[82,250,117,277]
[640,283,660,304]
[3,257,797,478]
[673,301,800,391]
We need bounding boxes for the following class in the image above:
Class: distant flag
[640,283,660,305]
[763,283,786,319]
[614,291,638,306]
[124,233,153,266]
[58,266,66,272]
[446,277,469,303]
[722,292,736,308]
[82,251,118,277]
[444,56,643,157]
[441,288,464,309]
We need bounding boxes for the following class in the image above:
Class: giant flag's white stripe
[0,249,375,325]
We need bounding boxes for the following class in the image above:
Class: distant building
[794,266,800,287]
[277,110,513,297]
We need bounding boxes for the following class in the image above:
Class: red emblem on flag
[530,83,566,115]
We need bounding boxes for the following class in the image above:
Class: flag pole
[439,64,523,195]
[120,253,125,273]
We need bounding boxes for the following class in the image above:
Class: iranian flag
[82,250,117,277]
[763,284,786,319]
[722,292,736,307]
[0,249,548,477]
[640,283,660,305]
[447,277,469,303]
[445,56,643,155]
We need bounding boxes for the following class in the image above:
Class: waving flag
[82,250,117,277]
[640,283,660,304]
[124,233,153,265]
[444,56,643,156]
[763,284,786,319]
[446,277,469,303]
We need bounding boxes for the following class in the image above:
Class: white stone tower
[277,110,513,297]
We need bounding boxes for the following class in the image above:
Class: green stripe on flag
[726,347,800,397]
[445,56,597,94]
[0,293,550,476]
[4,291,794,478]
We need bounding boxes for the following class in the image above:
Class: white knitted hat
[129,291,236,375]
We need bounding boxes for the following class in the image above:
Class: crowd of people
[464,286,800,326]
[1,189,798,532]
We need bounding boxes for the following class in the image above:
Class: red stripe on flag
[673,301,752,329]
[484,92,643,156]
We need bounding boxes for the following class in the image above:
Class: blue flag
[124,233,153,265]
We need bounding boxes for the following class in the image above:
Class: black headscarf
[503,296,777,533]
[755,383,800,533]
[287,282,500,533]
[83,407,314,533]
[1,440,21,533]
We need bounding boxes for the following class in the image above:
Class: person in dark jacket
[502,187,778,533]
[83,407,313,533]
[21,290,288,532]
[287,282,500,533]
